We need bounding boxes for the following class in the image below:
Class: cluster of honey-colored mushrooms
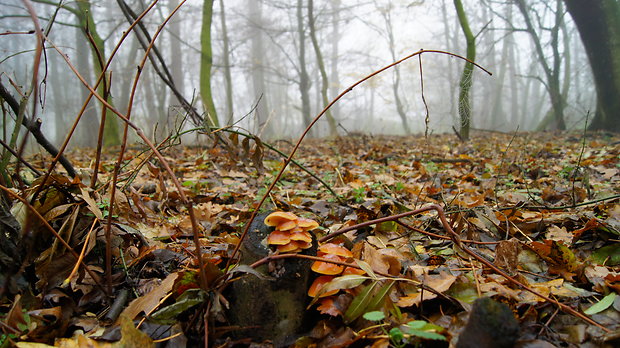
[307,243,364,298]
[264,211,318,253]
[263,211,364,310]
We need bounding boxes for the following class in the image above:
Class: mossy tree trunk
[200,0,219,128]
[454,0,476,141]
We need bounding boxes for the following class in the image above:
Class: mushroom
[308,275,338,297]
[318,243,353,258]
[297,217,319,231]
[264,211,317,253]
[311,253,344,275]
[266,230,291,245]
[264,211,298,231]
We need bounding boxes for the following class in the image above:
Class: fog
[0,0,595,147]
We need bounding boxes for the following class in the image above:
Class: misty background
[0,0,595,148]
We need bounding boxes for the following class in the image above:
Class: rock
[456,297,520,348]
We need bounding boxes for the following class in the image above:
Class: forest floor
[3,130,620,347]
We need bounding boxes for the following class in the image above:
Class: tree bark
[454,0,476,140]
[248,0,271,138]
[75,0,121,146]
[219,0,234,122]
[200,0,219,127]
[308,0,337,136]
[297,0,313,135]
[515,0,567,130]
[564,0,620,132]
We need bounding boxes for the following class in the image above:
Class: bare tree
[308,0,337,136]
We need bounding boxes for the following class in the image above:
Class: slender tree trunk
[74,20,99,148]
[515,0,566,130]
[330,0,341,121]
[200,0,219,127]
[248,0,271,137]
[219,0,233,123]
[75,0,120,146]
[454,0,476,140]
[308,0,337,136]
[297,0,313,135]
[168,0,184,108]
[378,4,411,134]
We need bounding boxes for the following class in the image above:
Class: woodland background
[2,0,618,147]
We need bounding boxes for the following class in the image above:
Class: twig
[227,49,492,269]
[0,185,105,294]
[0,81,75,177]
[0,138,41,176]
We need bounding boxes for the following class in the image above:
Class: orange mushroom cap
[318,243,353,258]
[290,230,313,243]
[266,230,291,245]
[297,217,319,230]
[308,275,338,297]
[264,211,298,227]
[311,253,344,275]
[277,241,303,253]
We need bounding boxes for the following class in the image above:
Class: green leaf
[320,274,369,295]
[591,244,620,266]
[362,311,385,321]
[149,289,206,324]
[406,320,427,330]
[344,282,377,323]
[355,260,377,280]
[367,280,395,311]
[584,293,617,315]
[407,329,447,341]
[388,327,404,342]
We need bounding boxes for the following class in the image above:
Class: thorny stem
[227,49,492,270]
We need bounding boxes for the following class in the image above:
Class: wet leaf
[584,293,617,315]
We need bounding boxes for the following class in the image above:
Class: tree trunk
[515,0,566,130]
[297,0,313,135]
[168,0,184,109]
[454,0,476,141]
[219,0,234,123]
[73,19,99,148]
[378,4,411,134]
[563,0,620,132]
[330,0,341,121]
[75,0,120,146]
[308,0,337,136]
[248,0,272,138]
[200,0,219,127]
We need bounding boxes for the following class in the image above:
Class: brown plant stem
[0,185,105,293]
[227,49,492,270]
[323,204,608,331]
[41,3,208,291]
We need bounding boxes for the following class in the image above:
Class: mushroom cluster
[264,211,319,253]
[307,243,364,298]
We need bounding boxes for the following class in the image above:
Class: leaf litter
[2,131,620,347]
